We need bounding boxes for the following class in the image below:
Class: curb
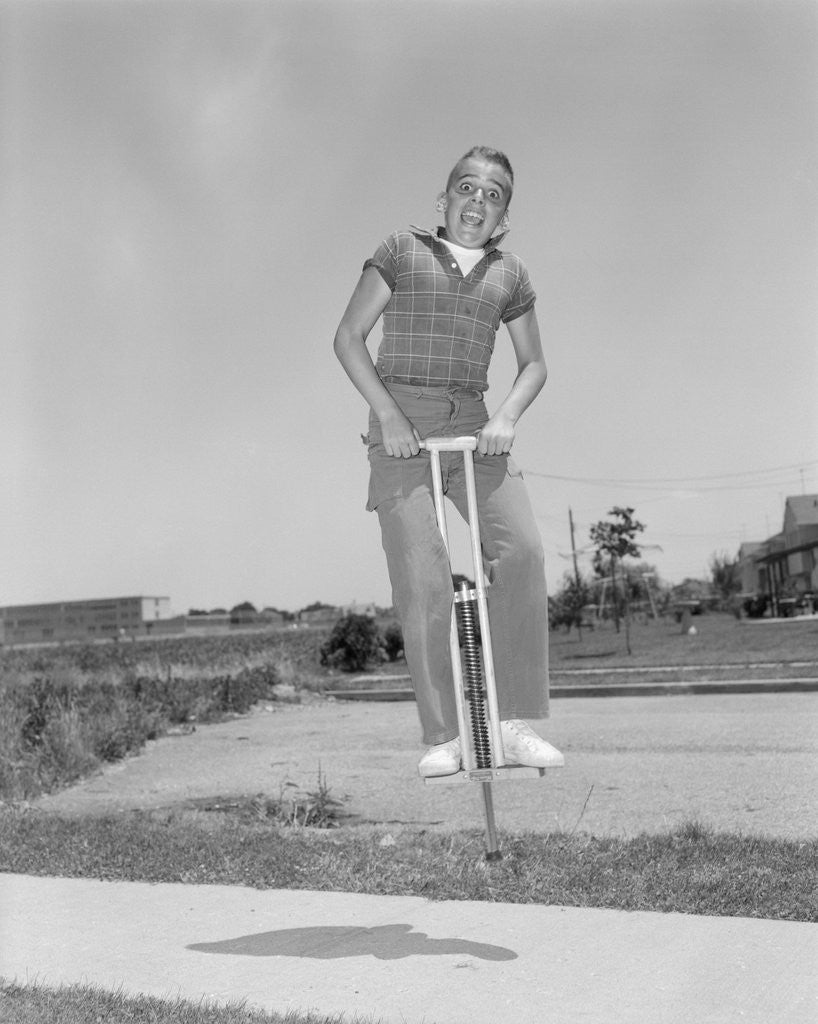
[326,678,818,702]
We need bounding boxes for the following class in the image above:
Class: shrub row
[0,629,328,677]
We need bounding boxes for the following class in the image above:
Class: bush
[319,614,382,672]
[743,595,769,619]
[381,622,404,662]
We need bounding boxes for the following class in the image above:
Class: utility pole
[568,507,583,639]
[568,507,581,585]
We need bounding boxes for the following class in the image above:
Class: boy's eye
[458,183,472,192]
[488,190,500,201]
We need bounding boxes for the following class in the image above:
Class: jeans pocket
[366,448,433,512]
[366,448,406,512]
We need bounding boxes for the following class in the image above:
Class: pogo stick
[420,436,556,861]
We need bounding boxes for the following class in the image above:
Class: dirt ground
[33,692,818,840]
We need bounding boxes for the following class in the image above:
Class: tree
[709,551,741,609]
[590,506,645,653]
[549,572,591,634]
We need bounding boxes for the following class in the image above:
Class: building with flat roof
[0,596,177,645]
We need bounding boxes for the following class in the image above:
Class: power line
[526,476,811,495]
[522,460,818,488]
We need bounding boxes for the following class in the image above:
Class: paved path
[2,873,816,1024]
[34,692,818,839]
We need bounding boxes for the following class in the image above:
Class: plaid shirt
[363,226,536,392]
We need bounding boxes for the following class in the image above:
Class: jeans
[366,383,549,745]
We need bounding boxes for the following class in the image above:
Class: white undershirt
[441,239,485,277]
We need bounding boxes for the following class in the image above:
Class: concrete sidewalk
[2,873,816,1024]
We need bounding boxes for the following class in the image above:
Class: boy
[334,146,563,777]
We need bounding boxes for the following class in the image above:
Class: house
[737,541,766,596]
[737,495,818,615]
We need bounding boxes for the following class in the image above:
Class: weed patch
[0,645,307,801]
[182,768,346,829]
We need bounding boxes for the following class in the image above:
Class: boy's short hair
[446,146,515,193]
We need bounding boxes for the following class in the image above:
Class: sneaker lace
[504,720,538,750]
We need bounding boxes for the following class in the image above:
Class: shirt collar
[409,224,507,253]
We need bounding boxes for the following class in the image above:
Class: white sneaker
[500,720,564,768]
[418,737,462,777]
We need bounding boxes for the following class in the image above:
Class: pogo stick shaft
[420,436,503,859]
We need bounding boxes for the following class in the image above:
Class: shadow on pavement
[188,923,518,961]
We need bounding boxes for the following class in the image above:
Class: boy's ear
[434,192,448,213]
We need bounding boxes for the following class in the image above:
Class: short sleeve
[500,257,536,323]
[362,233,399,291]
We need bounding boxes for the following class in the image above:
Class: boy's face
[440,156,512,249]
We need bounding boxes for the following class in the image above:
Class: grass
[0,982,381,1024]
[2,808,815,922]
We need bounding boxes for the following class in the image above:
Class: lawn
[548,612,818,670]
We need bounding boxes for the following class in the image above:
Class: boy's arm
[333,267,421,458]
[477,307,547,455]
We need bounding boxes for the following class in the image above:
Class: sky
[2,0,816,615]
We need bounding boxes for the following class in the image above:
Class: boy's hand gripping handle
[418,436,479,453]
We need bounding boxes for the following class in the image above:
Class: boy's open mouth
[460,209,485,226]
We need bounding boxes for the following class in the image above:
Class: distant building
[184,608,288,633]
[184,612,232,633]
[260,607,287,627]
[230,606,287,629]
[737,494,818,615]
[0,596,178,645]
[298,606,339,626]
[343,601,378,618]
